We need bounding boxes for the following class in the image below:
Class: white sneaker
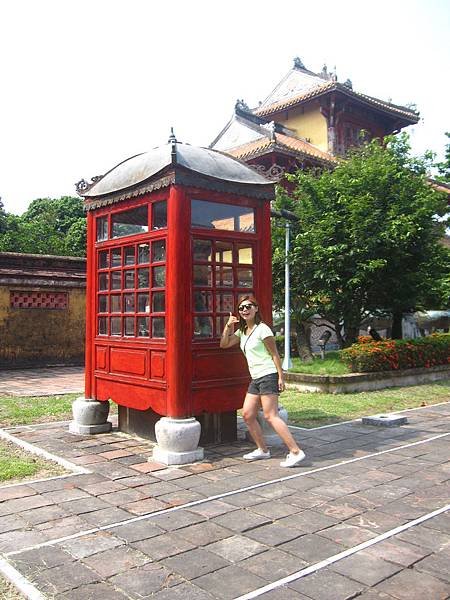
[280,450,306,468]
[243,448,271,461]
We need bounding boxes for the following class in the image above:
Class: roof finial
[293,57,305,70]
[168,127,177,144]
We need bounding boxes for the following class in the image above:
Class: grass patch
[0,577,24,600]
[0,394,77,427]
[290,351,349,375]
[0,439,65,483]
[0,394,117,428]
[280,380,450,427]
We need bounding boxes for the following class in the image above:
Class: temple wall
[0,253,86,368]
[277,103,328,151]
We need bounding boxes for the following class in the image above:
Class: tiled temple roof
[226,132,336,165]
[255,80,419,122]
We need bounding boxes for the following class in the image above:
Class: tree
[272,134,448,349]
[0,197,6,234]
[0,196,86,257]
[436,132,450,183]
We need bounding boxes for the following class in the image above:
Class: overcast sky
[1,0,449,215]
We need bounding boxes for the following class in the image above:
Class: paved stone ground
[0,369,448,599]
[0,367,84,397]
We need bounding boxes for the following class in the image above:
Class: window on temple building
[10,291,68,309]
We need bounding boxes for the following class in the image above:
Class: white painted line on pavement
[0,557,46,600]
[234,503,450,599]
[5,430,449,558]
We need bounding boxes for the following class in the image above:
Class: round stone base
[69,397,112,435]
[153,417,204,465]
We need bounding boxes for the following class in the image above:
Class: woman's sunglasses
[238,304,255,312]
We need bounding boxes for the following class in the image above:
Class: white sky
[0,0,449,215]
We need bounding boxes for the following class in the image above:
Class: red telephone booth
[75,135,275,458]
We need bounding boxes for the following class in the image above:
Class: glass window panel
[98,295,108,313]
[191,200,255,232]
[216,316,227,336]
[137,243,149,264]
[99,273,108,291]
[199,292,214,313]
[152,292,165,312]
[124,270,134,289]
[194,291,213,313]
[237,268,253,288]
[98,317,107,335]
[138,268,150,288]
[215,241,233,263]
[216,266,233,287]
[152,201,167,230]
[137,317,149,337]
[124,317,135,336]
[112,248,122,267]
[152,240,166,262]
[193,239,212,262]
[238,245,253,265]
[152,317,165,338]
[96,217,108,241]
[99,251,109,269]
[110,317,121,336]
[124,246,135,265]
[124,294,135,313]
[111,271,121,290]
[138,293,150,313]
[112,205,148,238]
[216,293,233,313]
[193,316,213,338]
[193,265,212,287]
[110,295,121,312]
[152,266,165,287]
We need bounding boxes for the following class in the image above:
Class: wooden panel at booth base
[95,377,166,414]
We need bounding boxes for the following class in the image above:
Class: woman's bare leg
[242,393,268,452]
[261,394,301,453]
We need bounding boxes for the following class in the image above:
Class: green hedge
[341,334,450,373]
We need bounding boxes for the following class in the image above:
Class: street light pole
[282,220,292,371]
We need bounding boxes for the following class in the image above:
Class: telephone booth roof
[79,140,275,209]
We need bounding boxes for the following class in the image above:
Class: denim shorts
[247,372,279,396]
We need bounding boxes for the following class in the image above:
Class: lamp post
[271,208,298,372]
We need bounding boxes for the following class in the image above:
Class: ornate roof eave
[83,165,275,211]
[255,82,419,124]
[228,139,336,168]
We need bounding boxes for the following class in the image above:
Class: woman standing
[220,295,305,467]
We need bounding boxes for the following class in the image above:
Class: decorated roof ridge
[254,80,419,121]
[226,132,336,165]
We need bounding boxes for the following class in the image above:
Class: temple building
[211,57,419,179]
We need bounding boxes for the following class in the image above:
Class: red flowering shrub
[341,334,450,373]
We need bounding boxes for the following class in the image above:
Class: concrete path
[0,369,448,598]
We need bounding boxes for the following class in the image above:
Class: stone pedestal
[246,405,288,446]
[69,397,112,435]
[362,414,408,427]
[153,417,204,465]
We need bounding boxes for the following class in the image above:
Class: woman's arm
[263,336,285,392]
[220,313,240,349]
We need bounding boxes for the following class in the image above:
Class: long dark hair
[237,294,262,333]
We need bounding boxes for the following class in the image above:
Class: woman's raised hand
[227,312,239,327]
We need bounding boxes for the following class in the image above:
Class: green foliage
[273,134,449,346]
[290,351,350,375]
[0,196,86,257]
[281,380,450,427]
[341,333,450,372]
[436,132,450,183]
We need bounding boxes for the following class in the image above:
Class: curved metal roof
[83,141,273,198]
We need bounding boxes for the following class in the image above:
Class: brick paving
[0,370,449,598]
[0,366,84,396]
